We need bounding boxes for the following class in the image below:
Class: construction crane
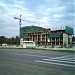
[14,15,40,45]
[14,15,22,28]
[14,15,22,45]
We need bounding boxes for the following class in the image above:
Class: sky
[0,0,74,37]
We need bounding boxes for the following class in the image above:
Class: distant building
[20,25,73,48]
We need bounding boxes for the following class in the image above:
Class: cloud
[0,0,74,36]
[0,0,37,37]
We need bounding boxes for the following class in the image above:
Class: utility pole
[14,15,22,45]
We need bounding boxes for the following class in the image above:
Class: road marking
[34,60,75,68]
[50,55,74,59]
[54,58,75,61]
[43,59,75,64]
[43,58,75,62]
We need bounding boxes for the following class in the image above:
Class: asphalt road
[0,49,75,74]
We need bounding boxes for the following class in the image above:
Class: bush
[60,45,63,48]
[68,43,73,48]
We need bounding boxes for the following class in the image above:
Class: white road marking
[34,55,75,68]
[50,55,74,59]
[34,60,75,67]
[43,59,75,64]
[43,58,75,61]
[53,58,75,61]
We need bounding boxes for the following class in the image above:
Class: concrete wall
[63,33,68,47]
[23,41,35,48]
[20,38,23,47]
[69,35,72,44]
[63,33,72,47]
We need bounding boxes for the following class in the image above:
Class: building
[20,25,73,48]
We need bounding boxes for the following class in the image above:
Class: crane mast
[14,15,22,45]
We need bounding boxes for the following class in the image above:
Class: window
[42,35,45,38]
[60,42,63,45]
[56,42,59,45]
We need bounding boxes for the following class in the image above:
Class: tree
[0,36,20,45]
[0,36,6,44]
[15,36,20,45]
[72,36,75,42]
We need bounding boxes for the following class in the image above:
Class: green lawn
[0,59,74,75]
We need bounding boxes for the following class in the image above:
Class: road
[0,49,75,74]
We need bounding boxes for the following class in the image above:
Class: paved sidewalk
[37,47,75,51]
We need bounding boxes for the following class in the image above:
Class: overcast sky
[0,0,74,37]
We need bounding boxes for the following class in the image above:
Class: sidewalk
[37,46,75,51]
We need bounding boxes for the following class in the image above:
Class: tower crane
[14,15,40,45]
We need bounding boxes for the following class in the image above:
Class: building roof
[20,25,46,38]
[20,25,73,39]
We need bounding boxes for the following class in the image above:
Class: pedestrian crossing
[34,55,75,68]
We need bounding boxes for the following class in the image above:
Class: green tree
[0,36,6,44]
[0,36,20,45]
